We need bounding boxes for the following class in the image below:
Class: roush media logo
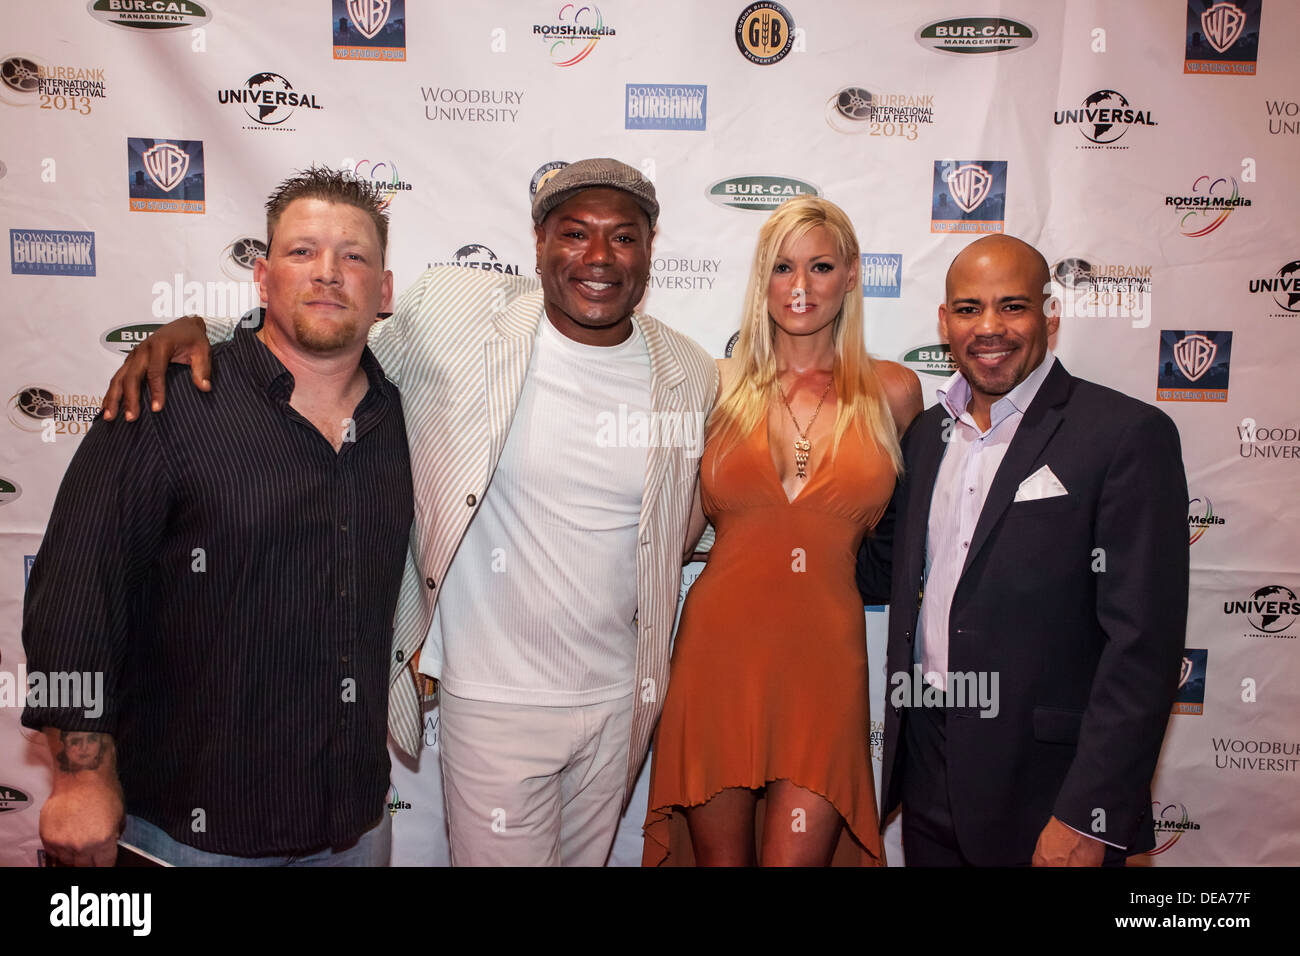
[1249,260,1300,317]
[915,16,1037,55]
[706,174,820,212]
[127,138,204,214]
[1156,330,1231,402]
[1167,175,1250,237]
[1145,802,1201,855]
[1173,649,1207,715]
[349,158,412,209]
[217,72,323,130]
[861,253,902,298]
[1185,1,1260,75]
[10,229,95,277]
[1053,90,1156,148]
[87,0,211,31]
[735,2,795,65]
[1187,495,1225,546]
[332,0,406,61]
[931,160,1006,234]
[625,84,706,131]
[536,4,615,66]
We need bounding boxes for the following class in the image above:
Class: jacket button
[426,577,436,589]
[466,493,477,507]
[395,650,405,662]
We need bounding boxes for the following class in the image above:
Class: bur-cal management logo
[625,84,706,131]
[1185,1,1260,75]
[915,16,1037,55]
[1157,330,1231,402]
[10,229,95,277]
[0,477,20,507]
[707,175,820,212]
[931,160,1006,234]
[87,0,211,31]
[900,344,958,378]
[127,138,204,214]
[333,0,406,61]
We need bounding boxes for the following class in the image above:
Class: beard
[292,310,360,353]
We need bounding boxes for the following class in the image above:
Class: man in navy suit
[858,235,1188,866]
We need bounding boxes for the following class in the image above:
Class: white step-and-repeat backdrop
[1,1,1297,866]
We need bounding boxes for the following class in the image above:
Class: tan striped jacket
[368,266,717,798]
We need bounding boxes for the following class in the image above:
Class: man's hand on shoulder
[102,315,212,422]
[1032,815,1107,867]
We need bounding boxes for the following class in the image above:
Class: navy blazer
[857,360,1189,865]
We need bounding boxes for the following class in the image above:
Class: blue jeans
[120,811,392,867]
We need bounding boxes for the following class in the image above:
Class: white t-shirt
[435,314,653,706]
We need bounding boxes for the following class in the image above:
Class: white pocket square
[1014,465,1069,502]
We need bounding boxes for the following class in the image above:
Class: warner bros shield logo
[1157,330,1231,402]
[947,164,991,213]
[931,160,1006,233]
[1202,2,1246,52]
[348,0,390,39]
[143,143,189,192]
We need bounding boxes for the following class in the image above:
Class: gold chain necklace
[776,376,834,479]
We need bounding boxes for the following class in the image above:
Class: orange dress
[643,418,896,866]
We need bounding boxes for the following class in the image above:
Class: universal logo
[1053,90,1156,148]
[1223,585,1298,638]
[218,73,323,130]
[735,2,795,65]
[428,244,521,276]
[86,0,211,31]
[535,4,615,67]
[915,16,1037,55]
[1248,260,1300,317]
[333,0,407,62]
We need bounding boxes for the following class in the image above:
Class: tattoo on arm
[55,730,109,773]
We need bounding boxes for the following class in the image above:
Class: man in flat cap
[102,158,716,866]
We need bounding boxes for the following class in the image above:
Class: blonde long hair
[709,196,902,474]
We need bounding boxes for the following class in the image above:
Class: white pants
[438,688,632,866]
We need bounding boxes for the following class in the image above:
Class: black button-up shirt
[23,325,413,856]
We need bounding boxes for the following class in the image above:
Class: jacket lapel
[638,315,687,535]
[959,360,1073,578]
[482,290,544,474]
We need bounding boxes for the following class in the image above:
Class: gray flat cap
[531,157,659,230]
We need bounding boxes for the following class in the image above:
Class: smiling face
[253,197,393,356]
[534,187,653,345]
[766,224,857,340]
[939,236,1058,417]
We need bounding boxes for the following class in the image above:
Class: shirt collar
[231,311,393,402]
[937,348,1057,426]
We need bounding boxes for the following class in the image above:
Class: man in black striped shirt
[22,169,413,866]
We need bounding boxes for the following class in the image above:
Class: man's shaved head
[945,235,1051,304]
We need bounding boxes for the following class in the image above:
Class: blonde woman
[644,197,922,866]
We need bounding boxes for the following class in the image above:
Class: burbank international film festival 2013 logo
[0,50,107,114]
[333,0,406,61]
[7,385,101,438]
[1156,330,1231,402]
[1051,256,1153,327]
[1185,0,1260,75]
[1167,174,1250,237]
[825,85,936,139]
[10,229,95,277]
[931,160,1006,233]
[625,84,706,131]
[127,138,204,214]
[536,3,615,66]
